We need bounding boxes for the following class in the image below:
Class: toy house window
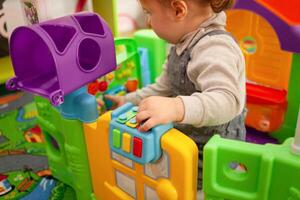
[144,185,159,200]
[144,152,169,179]
[111,151,134,169]
[115,170,136,198]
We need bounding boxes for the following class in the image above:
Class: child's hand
[104,95,126,108]
[136,96,184,132]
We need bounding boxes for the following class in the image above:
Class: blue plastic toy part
[110,103,173,164]
[104,86,126,110]
[138,48,151,87]
[58,86,99,123]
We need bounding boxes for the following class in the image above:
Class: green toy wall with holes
[203,135,300,200]
[35,96,93,200]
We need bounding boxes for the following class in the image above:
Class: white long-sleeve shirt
[125,12,246,127]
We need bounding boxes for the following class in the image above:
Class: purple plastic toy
[6,12,116,106]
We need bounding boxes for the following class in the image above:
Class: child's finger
[136,111,150,123]
[139,118,157,132]
[104,95,119,103]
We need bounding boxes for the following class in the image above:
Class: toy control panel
[109,103,173,164]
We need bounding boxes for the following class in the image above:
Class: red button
[133,137,143,158]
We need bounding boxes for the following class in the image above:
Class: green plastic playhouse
[203,108,300,200]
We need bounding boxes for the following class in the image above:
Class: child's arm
[137,35,245,131]
[177,35,245,127]
[125,61,173,105]
[106,61,172,107]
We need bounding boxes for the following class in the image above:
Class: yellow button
[122,133,131,153]
[126,120,139,128]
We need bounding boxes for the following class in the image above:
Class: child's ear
[170,0,188,20]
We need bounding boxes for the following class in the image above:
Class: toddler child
[106,0,246,191]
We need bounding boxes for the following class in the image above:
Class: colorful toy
[203,110,300,199]
[114,38,142,89]
[5,11,199,200]
[6,12,116,106]
[34,96,93,200]
[83,103,198,200]
[203,1,300,198]
[3,11,116,199]
[0,0,118,93]
[225,0,300,142]
[33,95,199,200]
[88,37,142,112]
[109,103,173,164]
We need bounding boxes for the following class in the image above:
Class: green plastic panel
[35,96,93,200]
[113,38,142,89]
[204,135,300,200]
[272,54,300,142]
[134,29,167,83]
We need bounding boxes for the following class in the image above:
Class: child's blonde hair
[155,0,234,13]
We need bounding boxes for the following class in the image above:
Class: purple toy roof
[234,0,300,54]
[6,12,117,106]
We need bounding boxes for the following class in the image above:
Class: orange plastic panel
[226,10,293,90]
[246,102,286,132]
[256,0,300,25]
[245,83,287,132]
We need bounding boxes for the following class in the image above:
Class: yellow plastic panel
[226,10,292,90]
[92,0,118,36]
[0,57,14,84]
[83,112,198,200]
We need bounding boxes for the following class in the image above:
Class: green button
[116,110,136,124]
[112,129,122,148]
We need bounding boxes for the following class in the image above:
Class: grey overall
[166,30,247,190]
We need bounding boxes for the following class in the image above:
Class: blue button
[132,106,138,112]
[119,113,127,121]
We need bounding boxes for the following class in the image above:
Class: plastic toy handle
[291,106,300,156]
[50,90,64,106]
[6,77,19,91]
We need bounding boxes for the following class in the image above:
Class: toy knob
[6,77,19,90]
[50,90,64,106]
